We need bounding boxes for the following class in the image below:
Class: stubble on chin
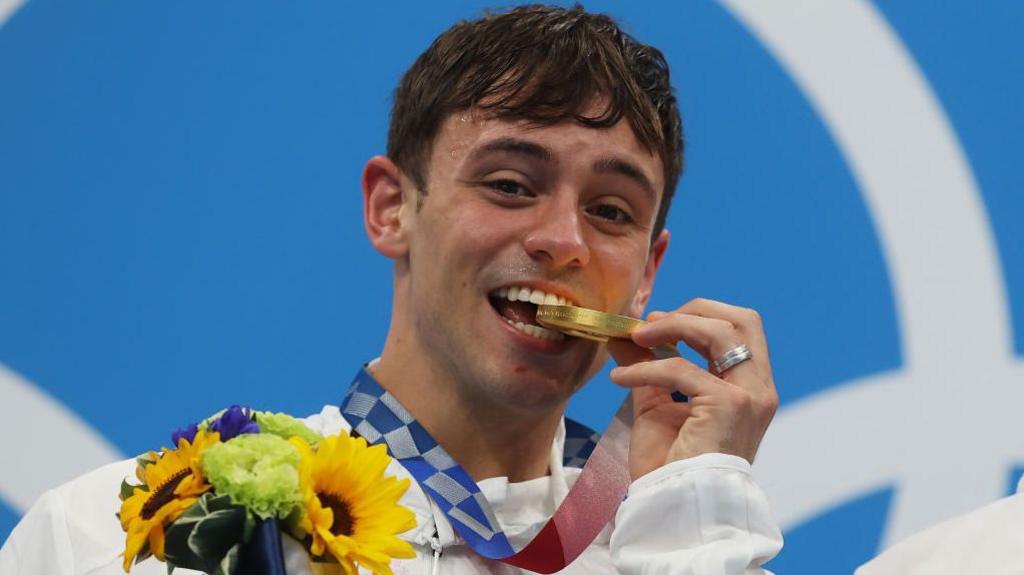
[478,349,606,414]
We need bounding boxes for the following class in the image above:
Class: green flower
[200,434,303,520]
[255,411,323,445]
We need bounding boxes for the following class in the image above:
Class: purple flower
[171,422,198,446]
[210,405,260,441]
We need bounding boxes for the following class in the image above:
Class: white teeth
[492,286,572,341]
[510,320,565,341]
[497,286,575,307]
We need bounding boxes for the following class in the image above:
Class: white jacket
[0,405,782,574]
[857,478,1024,575]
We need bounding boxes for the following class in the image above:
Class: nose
[522,195,591,269]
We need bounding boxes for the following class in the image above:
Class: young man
[1,5,783,574]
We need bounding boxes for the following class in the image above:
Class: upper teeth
[493,286,573,307]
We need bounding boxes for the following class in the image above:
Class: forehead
[429,108,665,190]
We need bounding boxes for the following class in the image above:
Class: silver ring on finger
[713,344,752,374]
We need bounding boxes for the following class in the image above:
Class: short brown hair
[387,4,684,237]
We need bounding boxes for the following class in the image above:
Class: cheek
[597,246,651,309]
[415,203,517,282]
[449,206,523,254]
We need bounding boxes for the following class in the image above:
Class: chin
[487,362,584,411]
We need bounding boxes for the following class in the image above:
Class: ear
[629,229,670,317]
[363,155,411,259]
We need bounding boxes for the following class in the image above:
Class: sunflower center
[142,468,191,519]
[318,492,356,536]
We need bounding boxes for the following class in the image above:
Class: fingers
[620,298,779,466]
[635,298,776,400]
[632,312,743,361]
[629,385,693,420]
[677,298,772,380]
[610,356,720,398]
[633,310,762,388]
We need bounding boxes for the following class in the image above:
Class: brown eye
[486,179,533,198]
[587,204,634,223]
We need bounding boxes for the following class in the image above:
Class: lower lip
[489,303,572,353]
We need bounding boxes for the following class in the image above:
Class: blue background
[1,1,1021,573]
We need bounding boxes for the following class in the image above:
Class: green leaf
[241,512,256,544]
[187,507,248,560]
[203,493,239,514]
[169,499,209,531]
[136,452,157,469]
[164,494,247,573]
[212,545,241,575]
[164,517,204,570]
[120,478,141,501]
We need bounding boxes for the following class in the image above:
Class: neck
[371,335,564,483]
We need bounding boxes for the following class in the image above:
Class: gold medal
[539,304,687,401]
[536,304,646,342]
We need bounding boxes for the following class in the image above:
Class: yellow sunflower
[118,430,220,572]
[291,433,417,575]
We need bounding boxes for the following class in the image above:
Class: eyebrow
[592,157,657,200]
[466,137,657,199]
[467,137,554,164]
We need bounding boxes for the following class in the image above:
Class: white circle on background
[723,0,1023,547]
[0,0,123,517]
[0,363,121,511]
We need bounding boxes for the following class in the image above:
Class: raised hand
[608,298,778,480]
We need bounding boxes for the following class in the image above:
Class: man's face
[396,108,668,412]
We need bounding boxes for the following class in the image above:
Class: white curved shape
[0,363,122,511]
[720,0,1009,365]
[754,363,1024,533]
[0,0,119,523]
[720,0,1019,548]
[2,0,118,524]
[0,0,26,28]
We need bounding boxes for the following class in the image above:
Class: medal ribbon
[341,367,633,573]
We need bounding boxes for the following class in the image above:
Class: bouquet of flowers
[117,406,417,575]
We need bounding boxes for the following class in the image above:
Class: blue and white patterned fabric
[340,368,600,559]
[562,419,601,470]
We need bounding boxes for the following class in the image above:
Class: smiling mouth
[488,286,576,342]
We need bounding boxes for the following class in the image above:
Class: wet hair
[386,3,684,237]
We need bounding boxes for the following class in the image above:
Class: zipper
[427,528,443,575]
